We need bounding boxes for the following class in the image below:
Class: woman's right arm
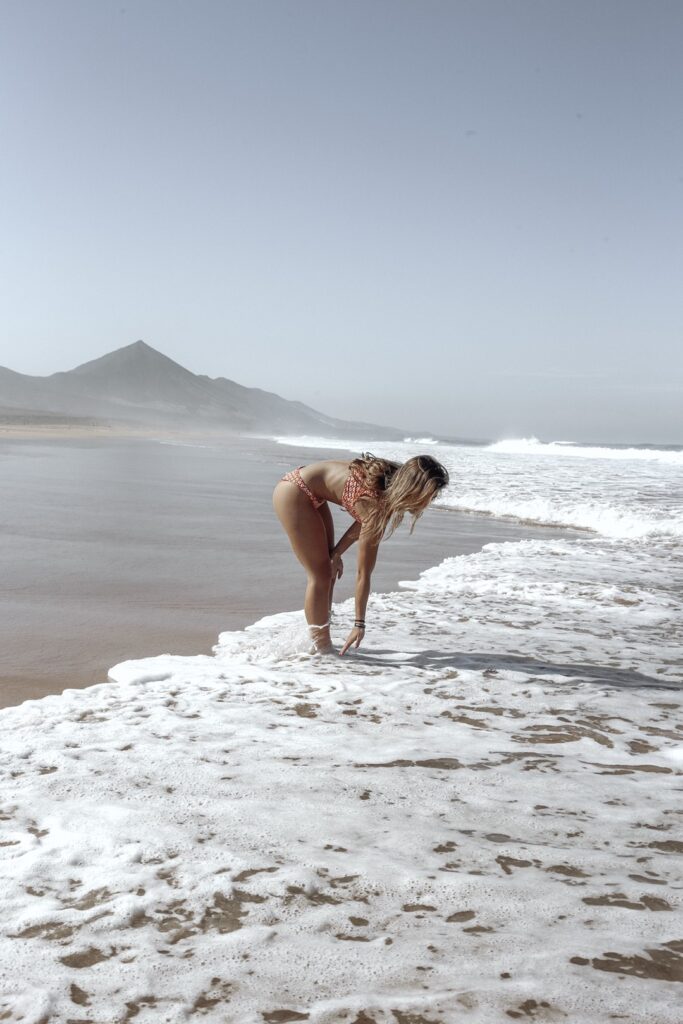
[330,521,361,575]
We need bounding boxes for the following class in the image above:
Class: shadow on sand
[351,648,679,691]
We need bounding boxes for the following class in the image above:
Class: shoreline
[0,500,577,712]
[1,432,579,712]
[0,420,246,441]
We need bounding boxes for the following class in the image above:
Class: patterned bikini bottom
[281,467,326,510]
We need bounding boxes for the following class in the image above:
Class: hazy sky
[1,0,681,442]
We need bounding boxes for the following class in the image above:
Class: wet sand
[1,433,575,708]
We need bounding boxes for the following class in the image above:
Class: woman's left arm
[340,533,379,655]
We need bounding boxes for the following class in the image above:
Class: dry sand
[0,415,239,441]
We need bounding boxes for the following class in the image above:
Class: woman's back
[296,460,361,508]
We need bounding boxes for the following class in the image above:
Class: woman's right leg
[273,481,334,651]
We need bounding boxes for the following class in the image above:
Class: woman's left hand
[340,626,364,656]
[331,553,344,580]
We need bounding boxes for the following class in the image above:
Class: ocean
[1,432,681,1022]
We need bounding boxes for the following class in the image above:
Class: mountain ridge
[0,341,403,439]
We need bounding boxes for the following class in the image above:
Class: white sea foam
[488,436,683,465]
[450,491,683,539]
[1,535,681,1022]
[274,434,385,453]
[2,434,682,1021]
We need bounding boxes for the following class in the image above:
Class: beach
[3,0,682,1016]
[1,433,681,1022]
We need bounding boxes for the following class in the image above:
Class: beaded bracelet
[354,620,366,629]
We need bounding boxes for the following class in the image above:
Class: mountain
[0,341,402,438]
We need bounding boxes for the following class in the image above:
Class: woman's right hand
[340,626,365,656]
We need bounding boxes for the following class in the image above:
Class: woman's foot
[308,623,334,655]
[308,641,337,656]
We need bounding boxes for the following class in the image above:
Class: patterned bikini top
[341,470,379,523]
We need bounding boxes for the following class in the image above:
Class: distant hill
[0,341,403,438]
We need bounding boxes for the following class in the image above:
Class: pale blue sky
[1,0,681,442]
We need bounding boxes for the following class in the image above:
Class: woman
[273,452,449,655]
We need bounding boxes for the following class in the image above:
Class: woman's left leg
[273,481,334,651]
[317,501,337,611]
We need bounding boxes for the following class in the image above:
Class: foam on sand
[1,535,682,1023]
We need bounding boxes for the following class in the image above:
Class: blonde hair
[349,452,449,543]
